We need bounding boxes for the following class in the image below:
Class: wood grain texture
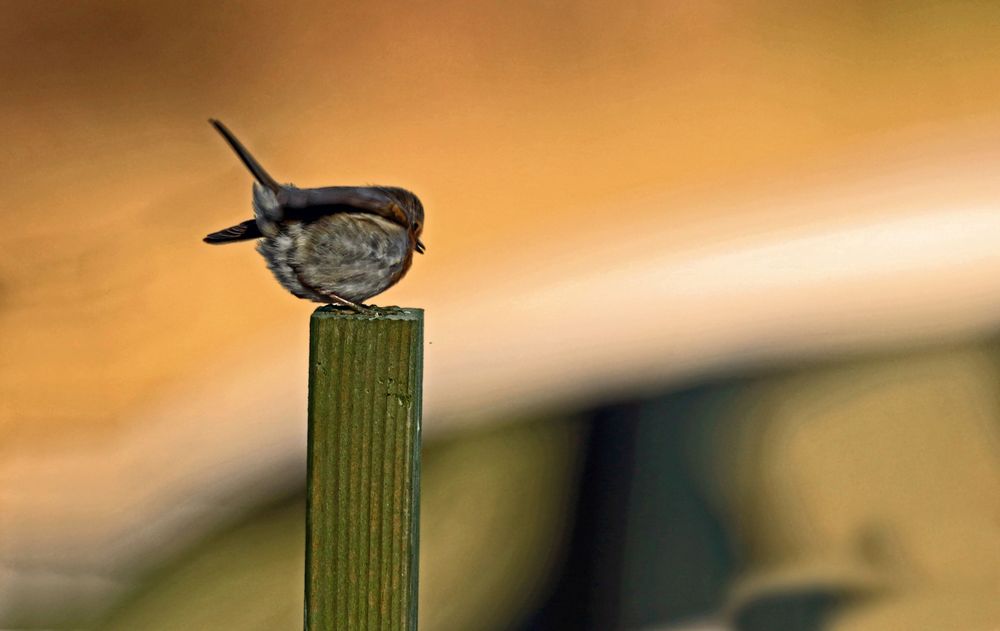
[306,306,423,631]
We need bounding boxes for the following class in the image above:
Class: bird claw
[327,298,379,316]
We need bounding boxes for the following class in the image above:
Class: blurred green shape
[97,499,306,631]
[96,417,581,631]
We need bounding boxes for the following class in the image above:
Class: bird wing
[278,186,409,228]
[203,219,262,244]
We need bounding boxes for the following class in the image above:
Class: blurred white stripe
[426,205,1000,427]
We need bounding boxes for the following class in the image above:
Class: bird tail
[209,119,282,193]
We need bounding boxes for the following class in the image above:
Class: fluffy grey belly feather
[256,214,410,303]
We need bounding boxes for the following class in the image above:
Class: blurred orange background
[3,2,1000,629]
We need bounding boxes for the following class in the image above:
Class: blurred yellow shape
[700,347,1000,625]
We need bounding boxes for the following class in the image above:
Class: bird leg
[325,293,372,314]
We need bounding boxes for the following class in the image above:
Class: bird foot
[324,296,379,316]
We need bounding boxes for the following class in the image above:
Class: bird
[203,119,425,311]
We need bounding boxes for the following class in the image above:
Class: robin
[204,120,425,311]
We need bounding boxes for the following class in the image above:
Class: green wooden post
[306,306,423,631]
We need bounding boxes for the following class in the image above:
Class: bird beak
[415,239,426,254]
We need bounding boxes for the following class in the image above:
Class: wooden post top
[311,305,424,321]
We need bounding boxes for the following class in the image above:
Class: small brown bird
[204,120,425,310]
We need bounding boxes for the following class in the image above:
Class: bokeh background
[3,1,1000,629]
